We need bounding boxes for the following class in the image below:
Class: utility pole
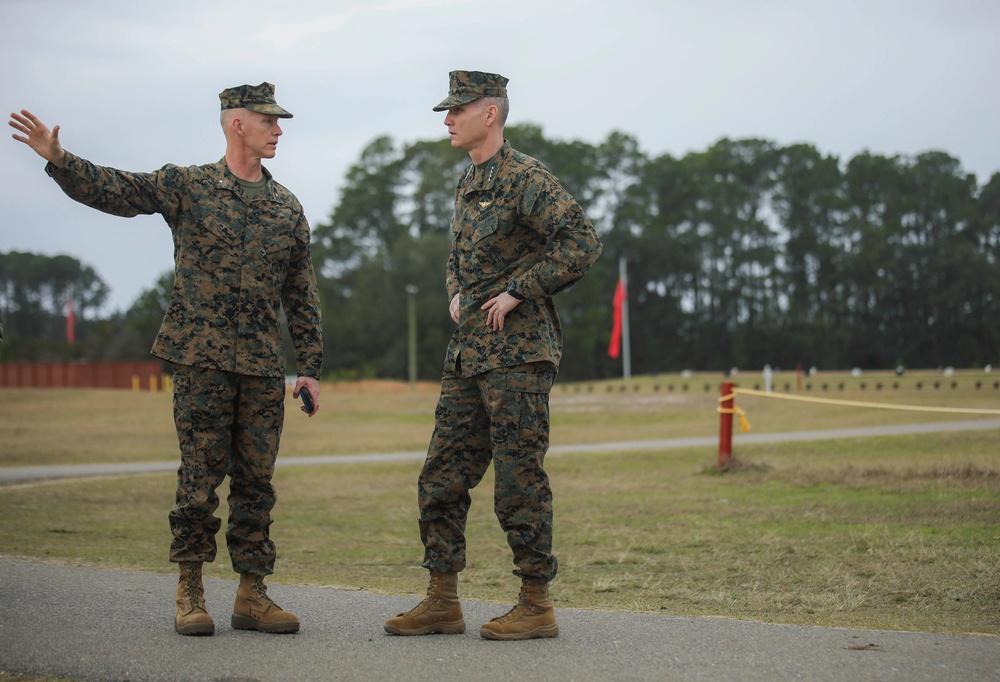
[406,285,418,387]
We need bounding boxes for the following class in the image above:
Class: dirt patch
[855,464,1000,487]
[768,462,1000,490]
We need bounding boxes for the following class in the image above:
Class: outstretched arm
[9,110,66,165]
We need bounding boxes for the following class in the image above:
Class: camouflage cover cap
[432,70,509,111]
[219,82,293,118]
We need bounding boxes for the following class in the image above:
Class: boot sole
[231,613,300,634]
[480,623,560,640]
[384,619,466,636]
[175,622,215,636]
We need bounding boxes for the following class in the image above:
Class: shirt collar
[212,158,281,202]
[465,141,510,194]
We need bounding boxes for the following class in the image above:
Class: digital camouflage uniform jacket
[46,152,323,379]
[445,142,602,376]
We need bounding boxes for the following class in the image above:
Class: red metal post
[718,381,735,470]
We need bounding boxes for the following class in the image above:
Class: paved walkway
[2,419,999,681]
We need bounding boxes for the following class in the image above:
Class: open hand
[9,109,66,164]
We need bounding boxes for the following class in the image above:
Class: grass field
[1,369,998,639]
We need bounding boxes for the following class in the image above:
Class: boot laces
[422,571,450,605]
[395,573,445,616]
[397,597,433,618]
[413,573,444,609]
[491,584,536,624]
[182,568,205,608]
[426,572,441,595]
[250,576,281,609]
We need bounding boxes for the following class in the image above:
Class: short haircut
[220,108,238,130]
[482,97,509,126]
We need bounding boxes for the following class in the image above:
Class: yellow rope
[731,387,1000,415]
[717,393,751,432]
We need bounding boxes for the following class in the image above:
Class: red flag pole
[607,278,624,359]
[606,256,631,378]
[718,381,735,470]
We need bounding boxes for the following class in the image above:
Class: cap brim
[246,103,294,119]
[432,94,480,112]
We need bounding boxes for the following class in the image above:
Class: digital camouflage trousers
[418,361,558,582]
[168,364,285,576]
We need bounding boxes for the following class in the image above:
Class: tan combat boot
[175,562,214,636]
[231,573,300,634]
[480,578,559,640]
[384,570,466,635]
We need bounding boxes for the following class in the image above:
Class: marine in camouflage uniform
[385,71,602,641]
[9,83,321,637]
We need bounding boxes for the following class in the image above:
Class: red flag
[66,297,76,344]
[607,278,625,358]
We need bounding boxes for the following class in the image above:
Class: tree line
[3,126,998,380]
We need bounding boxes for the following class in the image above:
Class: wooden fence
[0,360,167,390]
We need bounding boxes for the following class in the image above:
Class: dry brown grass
[2,369,998,465]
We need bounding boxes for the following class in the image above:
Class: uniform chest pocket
[472,210,498,243]
[180,218,239,274]
[261,233,296,286]
[197,213,241,248]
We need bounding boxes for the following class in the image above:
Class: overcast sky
[3,0,998,313]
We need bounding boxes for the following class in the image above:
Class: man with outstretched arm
[9,82,323,637]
